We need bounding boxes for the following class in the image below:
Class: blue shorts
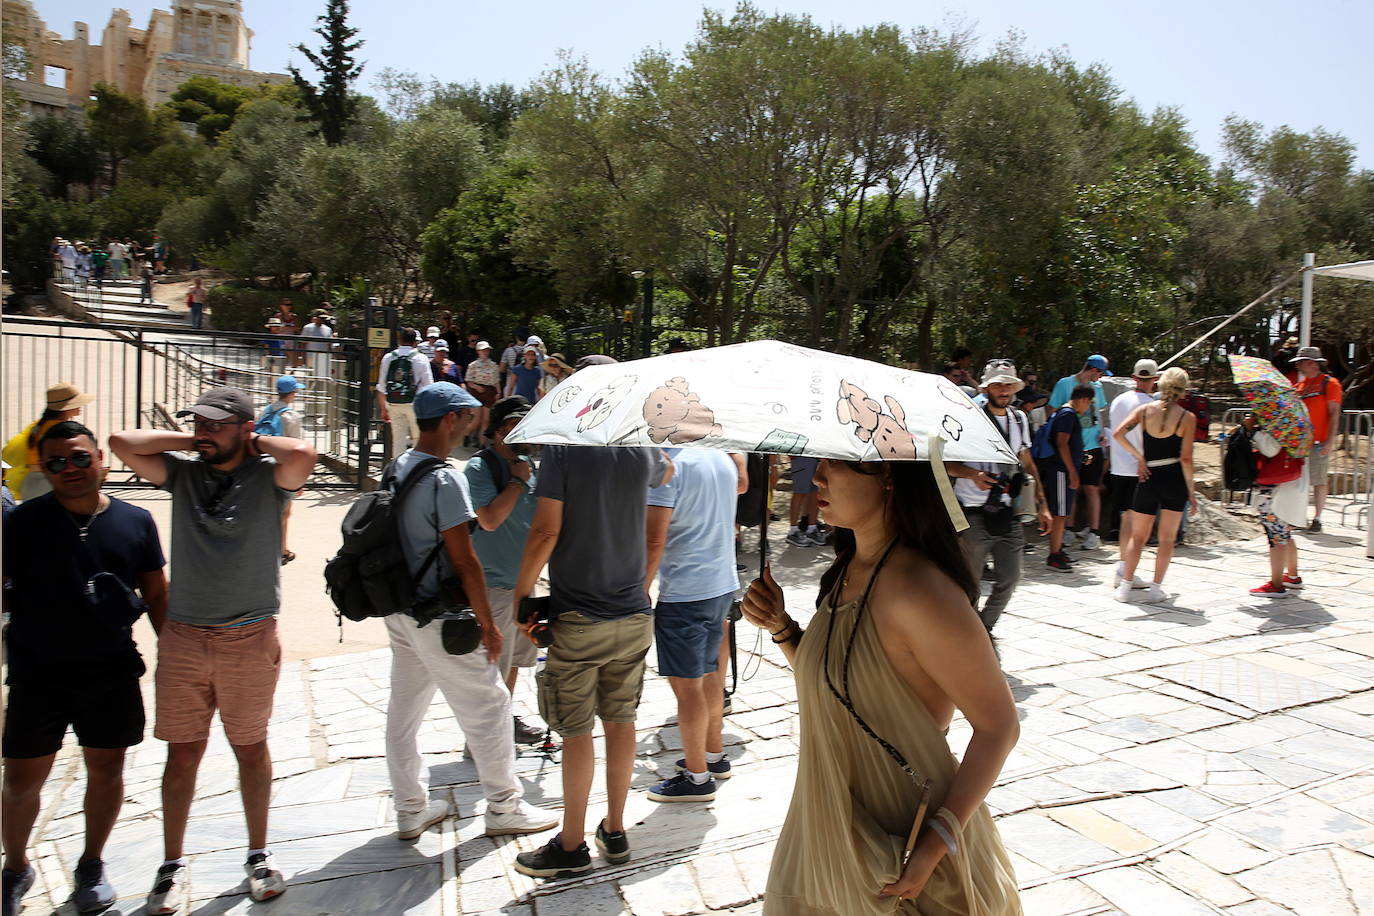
[791,457,819,494]
[654,592,734,679]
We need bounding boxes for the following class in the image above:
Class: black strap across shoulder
[820,540,923,785]
[385,455,448,586]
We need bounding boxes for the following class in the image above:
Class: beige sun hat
[46,383,96,411]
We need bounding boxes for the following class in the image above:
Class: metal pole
[1159,268,1304,369]
[640,272,654,359]
[1300,252,1315,347]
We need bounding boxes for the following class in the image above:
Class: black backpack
[735,453,769,528]
[384,351,418,404]
[324,456,446,623]
[1223,425,1259,491]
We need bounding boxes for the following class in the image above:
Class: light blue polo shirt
[1049,375,1108,450]
[647,449,740,604]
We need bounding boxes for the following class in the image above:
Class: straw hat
[46,383,95,411]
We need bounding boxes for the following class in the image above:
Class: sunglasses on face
[44,451,94,474]
[192,418,246,434]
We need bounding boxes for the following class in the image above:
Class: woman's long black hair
[816,460,978,609]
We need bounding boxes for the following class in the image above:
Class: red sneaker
[1249,581,1290,598]
[1282,574,1304,589]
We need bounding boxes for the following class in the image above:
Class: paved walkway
[15,518,1374,915]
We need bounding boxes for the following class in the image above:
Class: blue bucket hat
[413,381,481,419]
[276,374,304,395]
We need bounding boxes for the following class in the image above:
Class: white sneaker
[1114,580,1136,603]
[1137,582,1166,604]
[1113,563,1149,588]
[485,800,561,836]
[145,862,187,915]
[397,800,451,840]
[244,852,286,903]
[1064,529,1079,548]
[1081,532,1101,550]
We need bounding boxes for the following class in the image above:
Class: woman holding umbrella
[1244,413,1308,597]
[740,459,1021,914]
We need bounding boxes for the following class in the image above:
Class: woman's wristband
[928,818,958,858]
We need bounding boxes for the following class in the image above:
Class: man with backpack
[945,361,1051,631]
[1033,385,1095,572]
[1049,355,1110,549]
[1291,346,1343,532]
[464,396,545,746]
[376,328,434,460]
[381,383,559,841]
[258,376,305,563]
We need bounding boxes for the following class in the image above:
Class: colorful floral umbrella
[1227,354,1313,458]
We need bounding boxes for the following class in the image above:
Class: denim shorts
[654,592,734,679]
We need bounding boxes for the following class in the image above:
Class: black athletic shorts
[2,671,145,759]
[1080,448,1105,486]
[1111,474,1138,513]
[1133,465,1189,516]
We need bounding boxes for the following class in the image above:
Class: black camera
[518,596,555,648]
[411,578,480,656]
[984,471,1024,507]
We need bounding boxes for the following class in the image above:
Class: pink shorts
[154,618,281,745]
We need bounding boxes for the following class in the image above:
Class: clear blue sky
[36,0,1374,169]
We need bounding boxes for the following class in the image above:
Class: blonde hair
[1158,367,1189,405]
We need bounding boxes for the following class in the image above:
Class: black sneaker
[1046,552,1073,573]
[594,820,630,865]
[72,858,115,913]
[513,716,544,746]
[514,834,593,878]
[3,865,35,916]
[1309,519,1323,533]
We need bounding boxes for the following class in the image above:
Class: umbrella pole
[728,454,771,702]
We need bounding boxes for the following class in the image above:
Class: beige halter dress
[763,559,1022,916]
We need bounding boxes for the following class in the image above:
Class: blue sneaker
[73,858,115,913]
[648,772,716,803]
[676,757,732,780]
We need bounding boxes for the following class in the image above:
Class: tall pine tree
[288,0,364,146]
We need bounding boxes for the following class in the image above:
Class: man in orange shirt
[1291,346,1343,532]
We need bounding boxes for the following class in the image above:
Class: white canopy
[1312,259,1374,282]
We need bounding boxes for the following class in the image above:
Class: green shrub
[205,285,327,332]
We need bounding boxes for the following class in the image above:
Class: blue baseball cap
[276,374,304,395]
[413,381,481,419]
[1086,354,1109,371]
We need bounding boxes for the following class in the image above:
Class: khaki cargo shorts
[1308,448,1329,484]
[536,611,652,738]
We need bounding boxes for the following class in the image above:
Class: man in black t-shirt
[2,421,167,915]
[1036,386,1093,572]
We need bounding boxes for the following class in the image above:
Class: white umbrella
[507,340,1017,465]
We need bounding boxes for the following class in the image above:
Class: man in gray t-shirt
[111,386,316,909]
[380,382,558,842]
[513,428,672,879]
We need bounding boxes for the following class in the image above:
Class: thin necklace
[68,495,109,542]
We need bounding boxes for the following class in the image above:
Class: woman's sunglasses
[43,451,94,474]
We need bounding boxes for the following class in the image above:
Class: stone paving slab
[16,520,1374,915]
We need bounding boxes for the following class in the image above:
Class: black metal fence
[1,317,376,489]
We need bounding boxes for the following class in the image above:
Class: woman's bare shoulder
[871,545,974,631]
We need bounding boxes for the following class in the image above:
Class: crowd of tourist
[0,322,1349,914]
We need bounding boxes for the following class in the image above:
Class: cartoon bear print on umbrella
[836,380,917,459]
[643,377,722,444]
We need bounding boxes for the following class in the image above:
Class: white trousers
[388,403,419,459]
[384,614,521,815]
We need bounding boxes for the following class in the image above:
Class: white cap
[476,340,492,351]
[426,326,440,337]
[525,334,543,347]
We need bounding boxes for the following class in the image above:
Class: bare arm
[943,462,994,489]
[1017,448,1052,533]
[878,567,1019,899]
[440,522,501,664]
[1055,431,1078,489]
[739,567,799,666]
[139,568,168,635]
[109,429,194,486]
[644,505,673,593]
[1179,410,1197,511]
[250,433,317,491]
[513,497,563,626]
[473,459,531,531]
[729,452,748,495]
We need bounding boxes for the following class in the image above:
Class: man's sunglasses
[44,451,94,474]
[192,418,247,433]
